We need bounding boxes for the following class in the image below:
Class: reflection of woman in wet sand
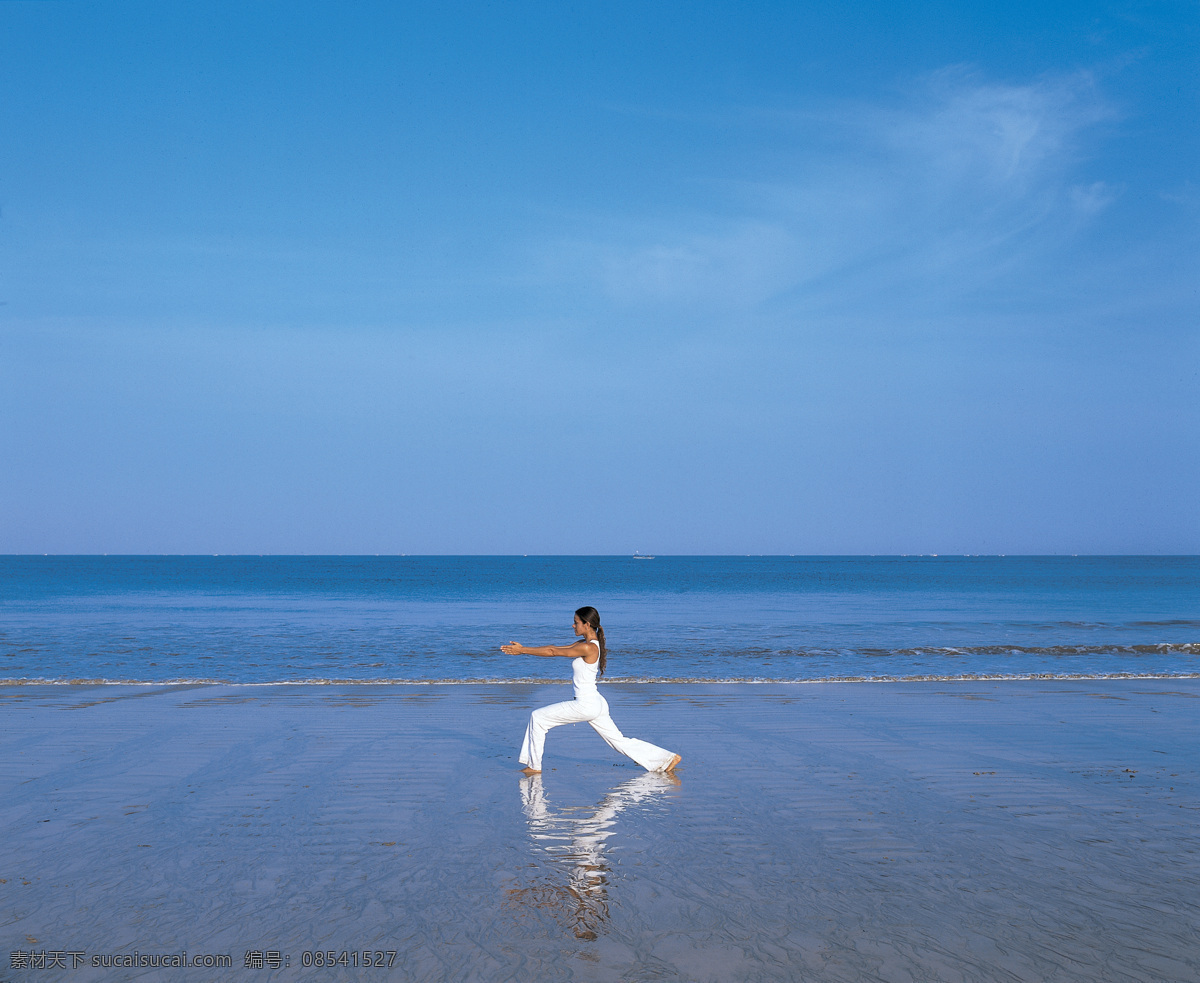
[501,607,681,775]
[513,771,678,940]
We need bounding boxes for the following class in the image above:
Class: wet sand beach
[3,679,1199,982]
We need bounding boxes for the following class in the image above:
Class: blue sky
[1,0,1196,554]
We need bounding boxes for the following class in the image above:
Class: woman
[501,606,681,775]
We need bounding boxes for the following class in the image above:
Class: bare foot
[521,767,542,775]
[664,754,682,772]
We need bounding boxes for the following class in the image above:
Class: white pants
[519,694,677,773]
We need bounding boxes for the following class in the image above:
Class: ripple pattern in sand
[3,680,1199,981]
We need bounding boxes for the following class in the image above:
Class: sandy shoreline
[4,679,1199,981]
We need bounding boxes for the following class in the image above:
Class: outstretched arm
[501,640,589,659]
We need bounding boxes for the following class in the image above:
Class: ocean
[1,555,1197,685]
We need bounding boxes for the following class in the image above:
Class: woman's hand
[501,642,524,655]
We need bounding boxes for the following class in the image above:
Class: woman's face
[573,615,586,635]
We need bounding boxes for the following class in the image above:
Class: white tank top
[572,640,601,701]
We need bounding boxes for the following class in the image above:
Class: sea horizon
[4,555,1196,686]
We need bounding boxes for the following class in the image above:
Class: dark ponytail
[575,606,607,677]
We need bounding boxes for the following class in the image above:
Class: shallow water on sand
[4,680,1199,981]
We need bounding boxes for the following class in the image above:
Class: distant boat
[632,552,655,560]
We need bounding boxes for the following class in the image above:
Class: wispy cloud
[544,68,1120,319]
[883,67,1111,192]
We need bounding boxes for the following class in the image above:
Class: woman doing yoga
[501,606,681,775]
